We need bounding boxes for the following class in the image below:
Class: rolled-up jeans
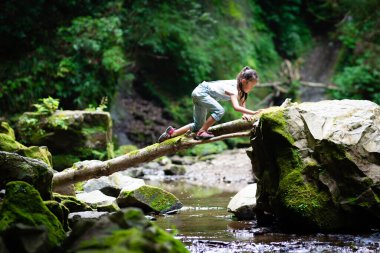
[189,82,225,132]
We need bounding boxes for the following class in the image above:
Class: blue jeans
[189,82,225,132]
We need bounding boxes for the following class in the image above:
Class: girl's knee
[212,107,225,121]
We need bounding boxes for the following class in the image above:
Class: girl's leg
[171,124,192,137]
[199,116,216,132]
[191,99,208,132]
[193,94,223,135]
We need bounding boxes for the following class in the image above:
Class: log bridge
[52,114,261,188]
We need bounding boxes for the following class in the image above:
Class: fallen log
[52,113,261,188]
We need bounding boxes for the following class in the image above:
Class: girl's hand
[242,114,252,120]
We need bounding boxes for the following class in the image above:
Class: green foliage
[332,61,380,104]
[86,96,109,112]
[33,97,60,115]
[330,0,380,104]
[256,0,312,59]
[0,7,128,114]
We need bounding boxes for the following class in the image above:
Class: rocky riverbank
[175,149,254,192]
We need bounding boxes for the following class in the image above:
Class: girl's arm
[229,94,259,115]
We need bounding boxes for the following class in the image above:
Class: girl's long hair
[236,66,259,103]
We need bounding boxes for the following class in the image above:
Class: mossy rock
[0,121,53,168]
[117,185,183,214]
[251,102,380,232]
[0,151,53,200]
[53,193,93,213]
[0,181,66,251]
[16,110,114,171]
[69,208,189,253]
[0,122,26,151]
[44,200,70,231]
[251,109,339,230]
[18,146,53,168]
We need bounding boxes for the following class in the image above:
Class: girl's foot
[158,126,175,143]
[195,130,215,140]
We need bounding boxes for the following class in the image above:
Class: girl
[158,66,260,142]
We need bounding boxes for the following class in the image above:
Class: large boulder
[0,181,66,252]
[17,110,114,171]
[117,185,183,214]
[249,100,380,232]
[0,151,54,200]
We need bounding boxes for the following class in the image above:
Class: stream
[149,180,380,253]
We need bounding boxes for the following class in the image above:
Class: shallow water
[150,180,380,253]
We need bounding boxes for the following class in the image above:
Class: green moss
[0,122,26,151]
[126,149,140,157]
[121,186,182,214]
[278,169,339,230]
[261,109,295,145]
[74,181,85,192]
[276,148,303,178]
[53,193,92,212]
[76,209,188,253]
[0,122,16,138]
[19,146,53,168]
[0,133,25,151]
[137,186,180,213]
[0,181,66,248]
[44,200,70,231]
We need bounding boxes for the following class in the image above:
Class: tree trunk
[52,116,259,188]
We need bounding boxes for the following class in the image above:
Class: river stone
[116,185,183,214]
[249,99,380,232]
[227,183,257,220]
[66,208,188,253]
[0,181,66,252]
[83,172,145,197]
[0,151,53,200]
[68,211,109,223]
[164,164,187,175]
[76,190,117,209]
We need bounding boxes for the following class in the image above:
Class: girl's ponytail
[236,66,259,103]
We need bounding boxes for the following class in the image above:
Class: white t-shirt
[205,80,238,101]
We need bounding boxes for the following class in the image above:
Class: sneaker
[195,130,215,140]
[158,126,175,143]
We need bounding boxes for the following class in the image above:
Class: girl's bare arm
[229,94,258,115]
